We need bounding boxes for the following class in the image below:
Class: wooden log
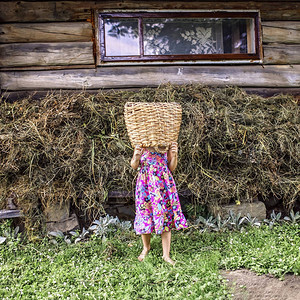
[0,22,92,44]
[243,88,300,97]
[262,21,300,44]
[263,44,300,64]
[0,1,299,22]
[0,65,299,91]
[0,42,94,67]
[0,209,22,219]
[2,88,299,103]
[0,65,96,72]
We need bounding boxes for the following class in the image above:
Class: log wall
[0,1,299,96]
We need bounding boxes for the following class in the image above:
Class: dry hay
[0,84,299,235]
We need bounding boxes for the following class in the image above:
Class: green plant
[70,227,90,243]
[88,215,131,239]
[48,230,72,244]
[214,214,230,232]
[227,211,247,231]
[284,210,300,224]
[244,213,261,228]
[0,224,20,244]
[264,210,282,229]
[194,215,217,233]
[47,215,132,245]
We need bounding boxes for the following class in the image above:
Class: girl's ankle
[138,248,150,262]
[162,256,175,265]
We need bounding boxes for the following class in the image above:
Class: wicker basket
[124,102,182,153]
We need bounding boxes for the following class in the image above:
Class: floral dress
[134,149,188,235]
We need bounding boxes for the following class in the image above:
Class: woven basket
[124,102,182,153]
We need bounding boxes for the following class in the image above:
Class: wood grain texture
[0,22,92,43]
[0,209,22,219]
[262,21,300,44]
[0,42,94,67]
[2,88,299,102]
[263,44,300,64]
[0,1,299,22]
[1,65,299,90]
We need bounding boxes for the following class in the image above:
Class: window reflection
[144,18,223,55]
[104,18,139,56]
[222,19,255,54]
[143,18,255,55]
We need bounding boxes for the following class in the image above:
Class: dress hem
[134,224,188,235]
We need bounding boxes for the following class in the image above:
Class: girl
[131,142,187,265]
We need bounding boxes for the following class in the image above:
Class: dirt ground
[221,269,300,300]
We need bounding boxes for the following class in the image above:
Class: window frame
[98,11,262,64]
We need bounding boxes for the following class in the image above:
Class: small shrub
[47,215,132,244]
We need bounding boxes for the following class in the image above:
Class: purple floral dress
[134,149,187,235]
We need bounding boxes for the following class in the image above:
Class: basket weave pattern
[124,102,182,152]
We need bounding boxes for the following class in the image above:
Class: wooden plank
[262,21,300,44]
[0,1,299,22]
[0,1,88,23]
[0,42,94,67]
[244,88,300,97]
[2,88,299,103]
[0,65,96,72]
[0,22,92,44]
[1,65,299,91]
[263,44,300,64]
[0,209,22,219]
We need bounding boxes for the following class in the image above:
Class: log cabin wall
[0,0,299,98]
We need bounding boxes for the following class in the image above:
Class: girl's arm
[131,146,143,169]
[167,142,178,172]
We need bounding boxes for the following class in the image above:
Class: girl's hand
[168,142,178,159]
[131,145,143,169]
[167,142,178,172]
[133,145,143,159]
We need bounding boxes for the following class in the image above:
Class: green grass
[0,223,299,299]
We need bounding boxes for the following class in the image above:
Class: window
[98,11,262,64]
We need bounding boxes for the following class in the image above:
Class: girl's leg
[138,234,151,261]
[161,231,175,265]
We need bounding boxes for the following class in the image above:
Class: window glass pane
[144,18,223,55]
[143,18,255,55]
[222,19,255,54]
[104,18,139,56]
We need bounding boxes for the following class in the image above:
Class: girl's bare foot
[138,248,150,262]
[162,256,175,265]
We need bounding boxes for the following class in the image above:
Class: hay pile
[0,84,299,234]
